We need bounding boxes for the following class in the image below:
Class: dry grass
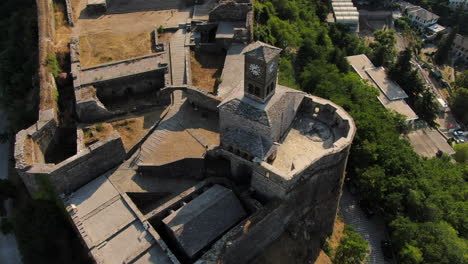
[328,217,345,254]
[190,51,225,93]
[83,123,113,146]
[53,1,72,54]
[110,110,163,151]
[79,31,152,67]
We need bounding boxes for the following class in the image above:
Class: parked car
[381,240,393,259]
[454,130,464,136]
[358,200,375,218]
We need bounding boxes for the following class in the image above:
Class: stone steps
[169,29,187,86]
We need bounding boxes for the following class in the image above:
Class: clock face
[268,62,277,73]
[249,64,261,77]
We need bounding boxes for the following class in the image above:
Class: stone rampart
[16,131,126,195]
[49,131,126,194]
[64,0,74,26]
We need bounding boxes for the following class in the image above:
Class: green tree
[453,143,468,163]
[435,29,457,65]
[334,226,369,264]
[370,30,397,67]
[400,244,423,264]
[449,87,468,126]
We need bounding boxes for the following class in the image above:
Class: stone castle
[14,0,355,263]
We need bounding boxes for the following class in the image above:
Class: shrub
[334,226,369,264]
[47,55,61,78]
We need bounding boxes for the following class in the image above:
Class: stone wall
[64,0,74,26]
[138,158,205,179]
[49,131,126,194]
[209,1,252,22]
[16,131,126,195]
[160,86,223,112]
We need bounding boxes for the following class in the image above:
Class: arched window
[254,86,260,97]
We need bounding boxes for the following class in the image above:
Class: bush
[47,55,61,78]
[95,124,105,132]
[334,226,369,264]
[157,25,164,34]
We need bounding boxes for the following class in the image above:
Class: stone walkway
[339,189,394,264]
[169,29,187,86]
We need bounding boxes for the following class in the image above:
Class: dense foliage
[254,1,468,263]
[389,48,439,127]
[450,71,468,126]
[0,0,38,130]
[333,226,369,264]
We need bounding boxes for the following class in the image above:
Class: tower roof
[244,41,282,62]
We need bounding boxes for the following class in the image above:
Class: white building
[397,1,439,32]
[331,0,359,33]
[449,0,468,10]
[346,54,418,123]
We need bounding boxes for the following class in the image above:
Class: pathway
[339,189,394,264]
[169,29,187,86]
[0,110,22,264]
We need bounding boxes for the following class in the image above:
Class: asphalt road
[0,110,22,264]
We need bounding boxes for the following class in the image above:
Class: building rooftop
[378,93,418,121]
[408,7,439,21]
[365,67,408,100]
[453,34,468,50]
[346,54,416,121]
[244,41,282,62]
[66,175,173,264]
[162,184,246,259]
[407,128,455,157]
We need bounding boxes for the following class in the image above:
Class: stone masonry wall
[209,1,252,22]
[16,131,126,195]
[49,131,126,194]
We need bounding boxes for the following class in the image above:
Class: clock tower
[244,42,282,104]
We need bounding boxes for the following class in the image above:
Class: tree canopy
[254,1,468,263]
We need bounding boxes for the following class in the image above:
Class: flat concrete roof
[378,94,418,121]
[80,53,167,86]
[347,54,416,121]
[407,128,455,157]
[216,22,244,39]
[365,67,408,100]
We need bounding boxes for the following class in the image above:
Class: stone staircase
[134,91,186,165]
[169,29,187,86]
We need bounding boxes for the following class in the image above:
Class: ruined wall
[49,131,126,194]
[209,1,252,22]
[16,131,126,195]
[93,70,166,99]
